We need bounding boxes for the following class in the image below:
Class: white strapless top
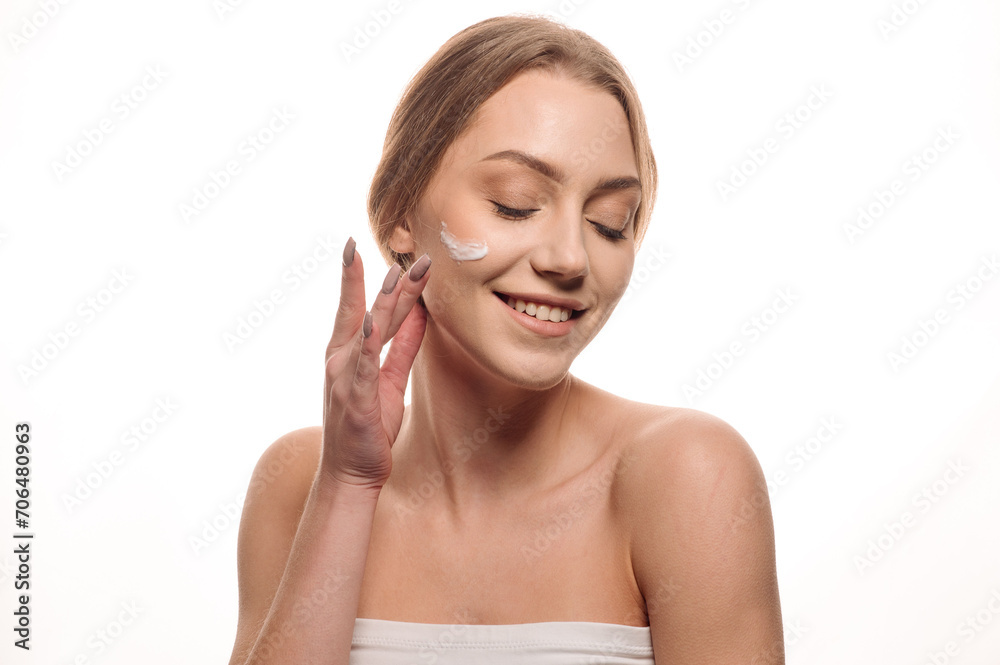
[350,617,655,664]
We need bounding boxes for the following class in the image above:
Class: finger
[348,312,384,421]
[380,300,428,397]
[382,253,432,342]
[368,262,404,345]
[327,238,367,356]
[332,261,400,411]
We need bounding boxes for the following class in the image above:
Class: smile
[492,291,583,323]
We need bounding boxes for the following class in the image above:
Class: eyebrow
[480,149,641,193]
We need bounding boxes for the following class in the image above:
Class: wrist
[311,470,384,503]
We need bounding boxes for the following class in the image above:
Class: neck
[390,325,582,521]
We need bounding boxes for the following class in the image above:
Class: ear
[388,217,417,255]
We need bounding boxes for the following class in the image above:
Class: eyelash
[491,201,628,241]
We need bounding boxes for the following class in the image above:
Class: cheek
[439,220,489,263]
[420,191,538,271]
[419,195,492,264]
[600,253,635,301]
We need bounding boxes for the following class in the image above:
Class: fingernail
[381,263,402,294]
[362,311,373,338]
[343,236,356,267]
[408,253,431,281]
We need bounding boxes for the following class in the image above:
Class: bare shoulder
[611,401,771,562]
[244,425,324,510]
[617,404,764,503]
[228,426,323,665]
[573,377,762,499]
[238,425,325,571]
[605,398,783,663]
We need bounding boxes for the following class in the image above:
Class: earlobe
[389,218,416,255]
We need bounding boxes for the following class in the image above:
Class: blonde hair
[367,14,658,271]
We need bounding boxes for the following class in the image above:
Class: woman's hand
[319,237,431,490]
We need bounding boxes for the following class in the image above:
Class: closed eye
[492,201,539,220]
[493,201,628,241]
[590,221,627,240]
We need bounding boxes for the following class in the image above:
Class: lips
[492,291,585,316]
[493,292,581,336]
[492,291,585,325]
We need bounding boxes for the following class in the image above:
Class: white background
[1,0,998,663]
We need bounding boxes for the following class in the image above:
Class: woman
[228,14,783,665]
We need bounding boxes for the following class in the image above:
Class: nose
[528,203,590,281]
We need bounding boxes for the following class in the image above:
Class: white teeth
[501,294,575,322]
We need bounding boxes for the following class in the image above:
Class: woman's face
[390,68,641,389]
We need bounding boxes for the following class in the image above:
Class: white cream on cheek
[439,220,488,263]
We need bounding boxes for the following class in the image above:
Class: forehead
[443,69,637,180]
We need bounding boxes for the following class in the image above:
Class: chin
[487,355,573,391]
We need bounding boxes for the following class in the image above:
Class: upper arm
[623,409,784,664]
[227,426,323,665]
